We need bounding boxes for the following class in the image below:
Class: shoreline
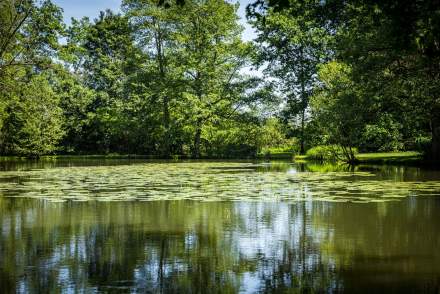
[0,151,437,168]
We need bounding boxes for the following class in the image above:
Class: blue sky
[52,0,256,41]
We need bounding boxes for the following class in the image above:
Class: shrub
[306,145,358,162]
[1,75,64,157]
[415,136,432,155]
[360,114,403,152]
[260,138,298,155]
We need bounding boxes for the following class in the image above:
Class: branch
[0,2,31,59]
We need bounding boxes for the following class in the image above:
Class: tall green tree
[0,72,64,157]
[310,61,366,162]
[0,0,65,157]
[123,0,183,157]
[178,0,253,158]
[335,0,440,159]
[0,0,63,73]
[64,10,142,153]
[247,0,330,154]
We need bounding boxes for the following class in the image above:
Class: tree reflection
[0,197,439,293]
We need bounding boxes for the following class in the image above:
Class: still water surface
[0,159,440,293]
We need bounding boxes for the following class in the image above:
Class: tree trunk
[347,147,358,164]
[299,46,307,155]
[193,126,202,159]
[341,145,358,164]
[431,111,440,161]
[153,19,171,158]
[162,96,170,157]
[158,238,166,293]
[300,107,305,155]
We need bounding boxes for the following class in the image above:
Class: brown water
[0,159,439,293]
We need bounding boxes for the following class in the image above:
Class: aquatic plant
[0,162,438,204]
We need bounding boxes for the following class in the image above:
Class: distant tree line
[0,0,284,158]
[0,0,438,160]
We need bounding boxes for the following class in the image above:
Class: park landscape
[0,0,440,292]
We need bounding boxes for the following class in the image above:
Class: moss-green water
[0,161,439,203]
[0,160,439,292]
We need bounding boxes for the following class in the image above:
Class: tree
[247,0,331,154]
[254,0,440,160]
[0,0,65,157]
[0,73,64,157]
[50,66,95,154]
[63,10,145,154]
[310,61,366,162]
[334,0,440,159]
[0,0,64,73]
[123,0,183,157]
[177,0,253,158]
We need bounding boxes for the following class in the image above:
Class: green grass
[295,151,423,164]
[0,151,424,164]
[294,154,307,160]
[257,152,294,160]
[355,151,422,163]
[257,146,296,160]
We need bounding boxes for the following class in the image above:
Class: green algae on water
[0,162,439,203]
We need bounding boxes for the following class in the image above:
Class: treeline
[0,0,439,160]
[0,0,284,158]
[248,0,440,161]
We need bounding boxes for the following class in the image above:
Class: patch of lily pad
[0,162,439,203]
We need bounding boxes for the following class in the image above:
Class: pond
[0,159,439,293]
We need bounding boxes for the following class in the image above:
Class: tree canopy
[248,0,440,161]
[0,0,438,161]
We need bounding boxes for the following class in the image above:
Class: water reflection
[1,198,440,293]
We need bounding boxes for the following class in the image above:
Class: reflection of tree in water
[0,197,439,292]
[317,199,440,293]
[0,200,247,292]
[247,199,342,292]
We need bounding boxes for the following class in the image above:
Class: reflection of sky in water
[1,198,439,292]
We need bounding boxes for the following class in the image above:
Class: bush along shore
[294,150,427,166]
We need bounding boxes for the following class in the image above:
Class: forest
[0,0,439,161]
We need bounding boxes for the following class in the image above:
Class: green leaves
[121,0,261,157]
[248,0,440,158]
[175,0,252,156]
[0,0,64,72]
[1,73,64,157]
[248,0,332,153]
[310,61,365,158]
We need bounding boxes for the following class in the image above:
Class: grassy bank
[0,154,162,161]
[355,152,423,164]
[257,152,294,160]
[257,147,296,160]
[0,154,258,161]
[295,151,424,165]
[0,151,425,164]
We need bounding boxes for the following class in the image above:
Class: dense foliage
[0,0,438,160]
[248,0,440,161]
[0,0,277,158]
